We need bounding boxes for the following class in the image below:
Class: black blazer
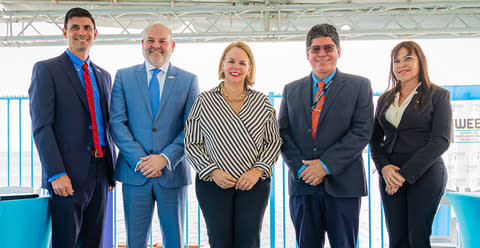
[370,84,452,184]
[29,52,117,189]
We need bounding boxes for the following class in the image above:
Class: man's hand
[211,169,237,189]
[236,168,263,191]
[138,154,168,178]
[300,159,327,186]
[51,175,74,197]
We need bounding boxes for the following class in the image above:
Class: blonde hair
[218,41,256,86]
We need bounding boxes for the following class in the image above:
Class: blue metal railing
[1,92,460,248]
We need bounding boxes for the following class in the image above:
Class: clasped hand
[299,159,327,186]
[137,154,168,178]
[211,168,264,191]
[381,164,406,195]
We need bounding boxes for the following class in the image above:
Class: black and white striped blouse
[184,84,282,181]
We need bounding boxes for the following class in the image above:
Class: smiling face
[221,47,252,85]
[63,16,97,60]
[142,24,175,68]
[393,47,420,86]
[306,36,341,80]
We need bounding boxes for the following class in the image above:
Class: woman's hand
[211,169,237,189]
[385,184,400,195]
[236,168,264,191]
[381,164,406,195]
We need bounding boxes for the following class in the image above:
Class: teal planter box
[0,196,51,248]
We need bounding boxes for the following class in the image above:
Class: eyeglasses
[308,44,337,54]
[393,55,415,65]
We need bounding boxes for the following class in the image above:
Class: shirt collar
[312,69,336,88]
[145,61,169,74]
[66,49,90,70]
[395,82,422,97]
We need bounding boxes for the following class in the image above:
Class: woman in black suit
[370,41,452,248]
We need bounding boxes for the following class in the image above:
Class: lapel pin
[96,68,101,73]
[168,76,175,79]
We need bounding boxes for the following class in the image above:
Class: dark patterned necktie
[311,81,326,139]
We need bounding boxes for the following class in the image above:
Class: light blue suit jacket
[110,62,199,187]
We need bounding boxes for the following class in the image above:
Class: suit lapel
[91,62,108,123]
[397,93,419,129]
[316,70,345,125]
[59,52,88,110]
[156,63,176,119]
[301,76,313,123]
[136,64,154,119]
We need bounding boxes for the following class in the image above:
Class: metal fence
[1,93,456,248]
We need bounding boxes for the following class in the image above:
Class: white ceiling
[1,0,480,46]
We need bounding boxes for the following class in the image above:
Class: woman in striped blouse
[185,41,282,248]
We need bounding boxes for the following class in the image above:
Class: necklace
[220,82,247,102]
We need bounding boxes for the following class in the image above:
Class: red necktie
[83,63,103,157]
[311,81,326,139]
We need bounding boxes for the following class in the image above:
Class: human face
[63,17,97,60]
[306,36,341,79]
[142,24,175,68]
[393,47,420,85]
[221,47,251,85]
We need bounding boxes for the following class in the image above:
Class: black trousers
[195,175,270,248]
[381,154,447,248]
[49,156,109,248]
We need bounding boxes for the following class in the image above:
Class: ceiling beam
[1,1,480,46]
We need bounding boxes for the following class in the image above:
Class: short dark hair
[64,7,96,30]
[306,24,339,49]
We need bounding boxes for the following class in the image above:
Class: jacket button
[149,150,154,154]
[152,128,157,132]
[88,125,92,130]
[308,129,311,133]
[313,148,317,152]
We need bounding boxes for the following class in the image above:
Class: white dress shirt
[385,83,422,128]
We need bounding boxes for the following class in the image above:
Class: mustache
[148,48,164,53]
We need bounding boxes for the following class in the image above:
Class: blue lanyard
[311,80,333,111]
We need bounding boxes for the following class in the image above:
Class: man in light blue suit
[110,23,199,248]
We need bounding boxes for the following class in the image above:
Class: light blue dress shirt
[297,69,337,179]
[48,49,107,182]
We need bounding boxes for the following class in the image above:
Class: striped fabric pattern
[311,81,326,139]
[185,85,282,181]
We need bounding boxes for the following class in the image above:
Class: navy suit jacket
[29,52,116,189]
[110,63,199,187]
[279,70,374,197]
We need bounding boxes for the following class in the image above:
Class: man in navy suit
[279,24,374,248]
[29,7,116,248]
[110,23,199,248]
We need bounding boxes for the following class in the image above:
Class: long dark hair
[384,41,431,109]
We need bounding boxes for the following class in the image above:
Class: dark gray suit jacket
[279,70,374,197]
[370,84,452,184]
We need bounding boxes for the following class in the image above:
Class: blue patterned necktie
[149,68,161,116]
